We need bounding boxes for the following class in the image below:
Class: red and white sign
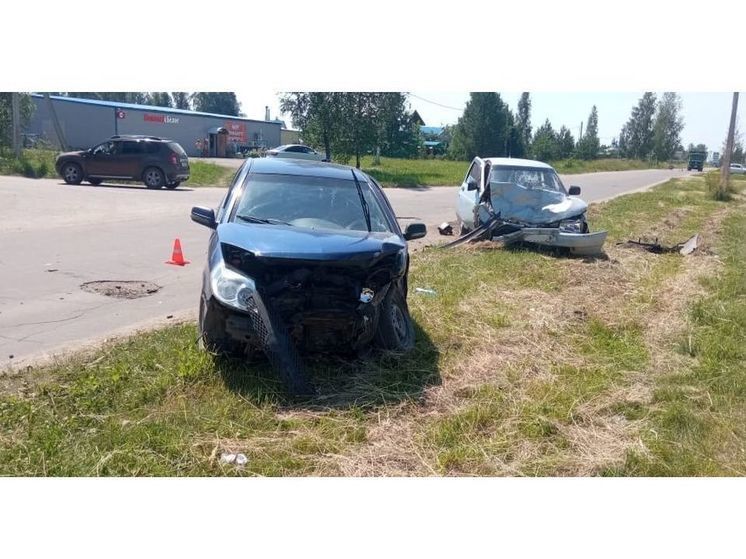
[116,109,126,119]
[144,113,180,124]
[225,121,247,143]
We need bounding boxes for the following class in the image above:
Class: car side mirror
[191,206,217,229]
[466,177,478,191]
[568,186,581,196]
[403,222,427,241]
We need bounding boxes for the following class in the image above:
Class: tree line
[279,92,421,167]
[616,92,684,161]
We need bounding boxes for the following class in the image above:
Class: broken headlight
[559,216,587,233]
[211,259,256,311]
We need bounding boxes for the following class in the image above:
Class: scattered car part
[438,222,454,236]
[617,234,700,256]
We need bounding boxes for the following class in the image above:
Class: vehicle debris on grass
[617,233,700,255]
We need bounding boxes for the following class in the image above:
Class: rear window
[167,142,187,155]
[145,142,161,154]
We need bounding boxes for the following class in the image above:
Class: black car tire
[143,167,165,189]
[62,162,83,185]
[88,178,102,186]
[166,181,181,190]
[375,286,415,352]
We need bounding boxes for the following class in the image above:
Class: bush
[37,160,49,178]
[21,159,36,178]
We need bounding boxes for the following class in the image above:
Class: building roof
[423,141,442,147]
[30,94,280,126]
[420,125,444,136]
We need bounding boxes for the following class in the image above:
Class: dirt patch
[81,280,161,299]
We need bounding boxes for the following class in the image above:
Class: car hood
[57,150,86,159]
[489,181,588,224]
[217,222,405,261]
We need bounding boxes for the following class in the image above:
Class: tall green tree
[531,119,559,162]
[652,92,684,161]
[148,92,173,108]
[279,92,344,161]
[516,92,532,154]
[0,93,35,149]
[556,125,575,159]
[576,105,599,160]
[190,92,241,116]
[448,92,510,160]
[619,92,657,159]
[372,92,420,159]
[171,92,191,110]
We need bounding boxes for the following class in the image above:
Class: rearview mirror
[568,186,581,196]
[191,206,217,229]
[403,222,427,241]
[466,177,478,191]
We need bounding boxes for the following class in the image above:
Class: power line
[407,93,464,111]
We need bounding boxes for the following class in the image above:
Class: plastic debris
[235,453,248,466]
[415,287,437,296]
[618,233,700,256]
[438,222,454,236]
[219,453,237,464]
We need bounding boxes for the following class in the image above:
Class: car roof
[276,144,312,150]
[483,157,554,169]
[248,157,361,180]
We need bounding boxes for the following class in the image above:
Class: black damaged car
[190,158,427,396]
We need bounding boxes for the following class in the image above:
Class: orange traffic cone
[166,238,190,266]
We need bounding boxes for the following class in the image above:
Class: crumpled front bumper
[520,228,608,255]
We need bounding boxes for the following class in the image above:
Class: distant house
[420,125,448,155]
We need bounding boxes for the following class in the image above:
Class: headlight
[210,259,256,311]
[559,216,586,233]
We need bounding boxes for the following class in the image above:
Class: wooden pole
[11,92,21,158]
[719,92,739,197]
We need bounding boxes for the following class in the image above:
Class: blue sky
[239,91,744,155]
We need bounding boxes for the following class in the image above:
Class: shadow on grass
[500,240,610,262]
[214,320,441,410]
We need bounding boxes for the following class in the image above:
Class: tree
[516,92,532,153]
[652,92,684,161]
[0,93,34,149]
[722,126,744,165]
[448,92,510,160]
[190,92,241,116]
[148,92,173,108]
[576,105,599,160]
[280,92,344,161]
[531,119,559,162]
[336,93,377,168]
[556,126,575,159]
[505,109,526,158]
[371,92,420,159]
[171,92,191,110]
[64,92,151,104]
[619,92,657,159]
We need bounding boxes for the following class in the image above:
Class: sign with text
[143,113,180,124]
[225,121,247,143]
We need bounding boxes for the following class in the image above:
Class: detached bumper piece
[617,234,700,256]
[442,216,607,256]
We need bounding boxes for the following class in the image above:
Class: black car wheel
[165,181,180,190]
[62,162,83,185]
[143,167,165,189]
[88,178,102,186]
[375,286,415,352]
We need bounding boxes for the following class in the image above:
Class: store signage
[116,109,126,119]
[144,113,180,124]
[225,121,247,143]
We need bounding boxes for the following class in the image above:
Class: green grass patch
[0,148,56,178]
[184,161,234,187]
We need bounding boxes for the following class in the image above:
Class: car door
[85,141,117,177]
[119,140,146,179]
[456,158,484,229]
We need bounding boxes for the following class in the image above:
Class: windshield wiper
[236,215,293,226]
[351,170,372,232]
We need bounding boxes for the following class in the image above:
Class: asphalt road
[0,167,694,367]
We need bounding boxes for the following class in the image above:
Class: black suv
[55,135,190,189]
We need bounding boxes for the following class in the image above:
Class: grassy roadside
[184,161,234,187]
[360,156,674,187]
[1,176,743,476]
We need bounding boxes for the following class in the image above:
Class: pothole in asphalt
[80,280,161,299]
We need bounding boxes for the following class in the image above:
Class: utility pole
[579,121,583,141]
[719,92,739,198]
[11,92,21,158]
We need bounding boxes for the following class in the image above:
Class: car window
[490,166,567,194]
[167,142,186,156]
[145,142,161,154]
[233,174,392,233]
[91,141,115,156]
[466,161,481,184]
[285,146,302,153]
[121,141,144,155]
